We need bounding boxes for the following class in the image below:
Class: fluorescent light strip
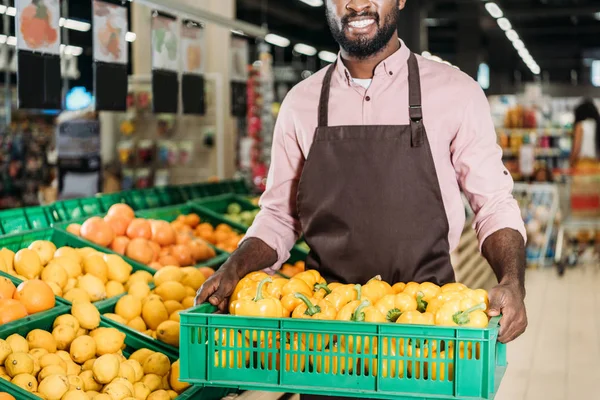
[512,39,525,50]
[265,33,290,48]
[6,7,15,16]
[506,29,519,42]
[485,3,503,19]
[318,50,337,63]
[298,0,324,6]
[59,18,91,32]
[294,43,317,56]
[497,17,512,31]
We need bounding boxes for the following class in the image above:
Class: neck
[340,36,401,79]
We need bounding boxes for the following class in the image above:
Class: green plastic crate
[0,228,156,309]
[0,206,56,235]
[191,194,258,232]
[0,305,212,400]
[123,188,166,210]
[49,198,105,222]
[180,304,506,400]
[96,192,131,213]
[155,186,186,206]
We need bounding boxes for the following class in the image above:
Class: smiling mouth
[347,19,376,29]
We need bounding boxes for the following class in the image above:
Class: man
[197,0,527,348]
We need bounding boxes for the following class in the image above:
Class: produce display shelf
[191,194,259,232]
[48,197,105,222]
[0,305,219,400]
[180,304,506,400]
[0,228,155,309]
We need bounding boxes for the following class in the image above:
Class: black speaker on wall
[17,51,62,110]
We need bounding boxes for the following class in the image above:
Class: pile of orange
[186,220,244,253]
[280,261,306,277]
[66,204,217,270]
[0,277,55,324]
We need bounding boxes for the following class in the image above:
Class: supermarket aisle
[496,264,600,400]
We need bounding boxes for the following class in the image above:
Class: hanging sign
[16,0,62,109]
[230,37,249,83]
[92,0,129,111]
[151,12,179,114]
[181,20,206,115]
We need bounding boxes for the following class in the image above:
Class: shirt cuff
[242,223,294,273]
[475,212,528,252]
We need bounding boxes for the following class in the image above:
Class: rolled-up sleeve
[451,83,527,250]
[243,95,304,271]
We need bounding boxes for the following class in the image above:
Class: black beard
[326,7,400,60]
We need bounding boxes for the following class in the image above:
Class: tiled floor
[495,264,600,400]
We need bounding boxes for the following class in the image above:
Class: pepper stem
[386,308,402,322]
[294,292,321,316]
[416,291,428,313]
[314,283,331,295]
[253,277,272,302]
[351,300,371,322]
[453,303,487,325]
[354,284,362,301]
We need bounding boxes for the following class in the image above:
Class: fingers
[210,279,235,306]
[497,309,528,343]
[487,287,504,317]
[194,275,220,306]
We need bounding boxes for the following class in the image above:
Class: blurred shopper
[571,99,600,168]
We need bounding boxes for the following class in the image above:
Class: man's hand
[488,281,527,343]
[194,264,239,313]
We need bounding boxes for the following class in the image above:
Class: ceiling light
[318,50,337,63]
[485,3,503,19]
[125,32,136,42]
[6,7,15,16]
[59,18,91,32]
[294,43,317,56]
[298,0,324,6]
[265,33,290,48]
[506,29,519,42]
[512,39,525,50]
[497,18,512,31]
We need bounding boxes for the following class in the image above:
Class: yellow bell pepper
[282,278,313,298]
[402,282,421,298]
[396,310,435,325]
[292,294,336,350]
[425,290,467,315]
[337,300,385,354]
[264,277,289,300]
[361,275,394,304]
[430,350,453,381]
[328,282,343,291]
[310,343,355,374]
[293,270,325,288]
[418,282,441,301]
[231,271,270,301]
[440,282,468,292]
[324,284,361,310]
[213,329,250,369]
[313,283,332,300]
[374,293,418,322]
[391,282,406,294]
[406,343,430,379]
[463,288,489,309]
[435,300,488,328]
[231,277,286,318]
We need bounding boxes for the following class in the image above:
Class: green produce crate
[0,206,57,235]
[191,194,259,232]
[49,197,104,222]
[96,192,131,212]
[155,186,186,206]
[0,270,69,309]
[0,305,217,400]
[0,228,155,309]
[180,304,506,400]
[123,188,166,210]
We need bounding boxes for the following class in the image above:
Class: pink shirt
[246,41,526,271]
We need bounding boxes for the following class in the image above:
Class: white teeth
[348,19,375,29]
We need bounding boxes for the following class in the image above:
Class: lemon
[38,374,69,400]
[6,334,29,353]
[62,390,89,400]
[154,282,186,303]
[104,254,133,284]
[28,348,48,360]
[163,301,183,316]
[11,373,38,392]
[66,360,82,376]
[156,321,180,347]
[141,374,162,392]
[104,313,127,325]
[117,362,136,384]
[133,381,151,399]
[122,360,143,383]
[70,336,96,364]
[63,288,92,304]
[53,314,80,332]
[93,354,120,384]
[106,281,126,298]
[82,358,96,371]
[38,365,67,381]
[27,330,57,354]
[102,381,132,399]
[83,255,109,283]
[142,353,170,377]
[168,360,190,394]
[79,370,102,392]
[147,389,170,400]
[39,353,67,371]
[76,274,107,302]
[127,282,151,299]
[72,301,101,330]
[67,374,84,390]
[153,267,183,287]
[52,325,76,351]
[127,317,147,333]
[5,352,34,377]
[14,248,43,279]
[90,327,126,356]
[128,349,154,365]
[142,300,169,330]
[41,263,69,290]
[116,295,142,321]
[180,267,205,291]
[0,338,12,364]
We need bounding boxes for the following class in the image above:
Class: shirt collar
[335,39,411,87]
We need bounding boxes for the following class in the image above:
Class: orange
[148,241,161,262]
[158,255,180,267]
[216,224,233,233]
[107,203,135,225]
[176,233,192,246]
[110,236,130,255]
[149,262,163,270]
[0,277,16,299]
[0,298,28,323]
[125,238,154,265]
[184,213,201,228]
[0,393,16,400]
[171,245,193,267]
[66,223,81,236]
[151,221,176,246]
[104,215,129,237]
[80,217,115,247]
[14,280,55,314]
[188,241,206,262]
[126,219,152,240]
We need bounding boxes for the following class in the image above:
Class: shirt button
[365,96,371,101]
[389,71,393,75]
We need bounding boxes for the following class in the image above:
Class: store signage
[231,37,249,83]
[151,12,179,114]
[92,0,129,111]
[181,20,206,115]
[15,0,62,110]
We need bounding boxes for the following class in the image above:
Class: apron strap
[318,62,337,127]
[408,52,424,148]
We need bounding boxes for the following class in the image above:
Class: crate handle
[495,341,507,367]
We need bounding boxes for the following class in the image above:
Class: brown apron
[296,52,455,400]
